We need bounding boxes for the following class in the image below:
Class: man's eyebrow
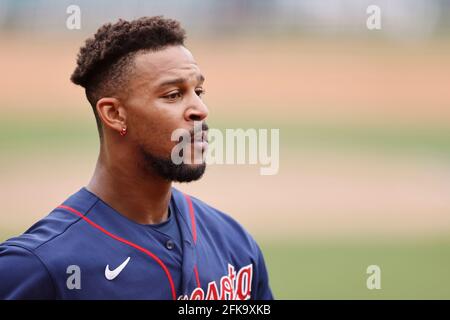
[157,74,205,88]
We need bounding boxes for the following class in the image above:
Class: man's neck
[86,151,172,225]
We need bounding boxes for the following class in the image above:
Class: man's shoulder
[1,188,97,254]
[3,210,81,253]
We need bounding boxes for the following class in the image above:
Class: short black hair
[70,16,186,138]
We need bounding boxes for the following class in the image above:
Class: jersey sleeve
[0,244,55,299]
[252,243,274,300]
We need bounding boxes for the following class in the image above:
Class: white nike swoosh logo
[105,257,131,280]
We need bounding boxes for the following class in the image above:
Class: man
[0,16,273,300]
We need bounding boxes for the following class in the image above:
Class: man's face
[124,45,209,182]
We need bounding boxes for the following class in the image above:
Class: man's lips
[191,131,208,152]
[191,131,208,143]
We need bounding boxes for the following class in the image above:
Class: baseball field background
[1,1,450,299]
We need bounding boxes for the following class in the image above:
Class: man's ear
[96,97,127,134]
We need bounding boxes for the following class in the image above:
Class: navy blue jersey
[0,187,273,300]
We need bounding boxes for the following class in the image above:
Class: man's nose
[185,92,209,122]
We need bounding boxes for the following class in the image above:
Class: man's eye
[164,92,182,100]
[195,88,206,97]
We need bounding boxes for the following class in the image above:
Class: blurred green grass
[1,114,450,157]
[260,238,450,299]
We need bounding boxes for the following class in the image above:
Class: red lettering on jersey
[235,264,253,300]
[190,287,205,300]
[220,276,234,300]
[186,263,253,300]
[205,281,220,300]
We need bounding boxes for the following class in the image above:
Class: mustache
[175,122,209,143]
[189,122,209,137]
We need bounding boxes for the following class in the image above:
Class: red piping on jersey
[183,194,201,288]
[57,204,177,300]
[194,265,201,288]
[183,194,197,244]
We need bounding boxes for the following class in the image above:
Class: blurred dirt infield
[1,34,449,121]
[1,34,449,241]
